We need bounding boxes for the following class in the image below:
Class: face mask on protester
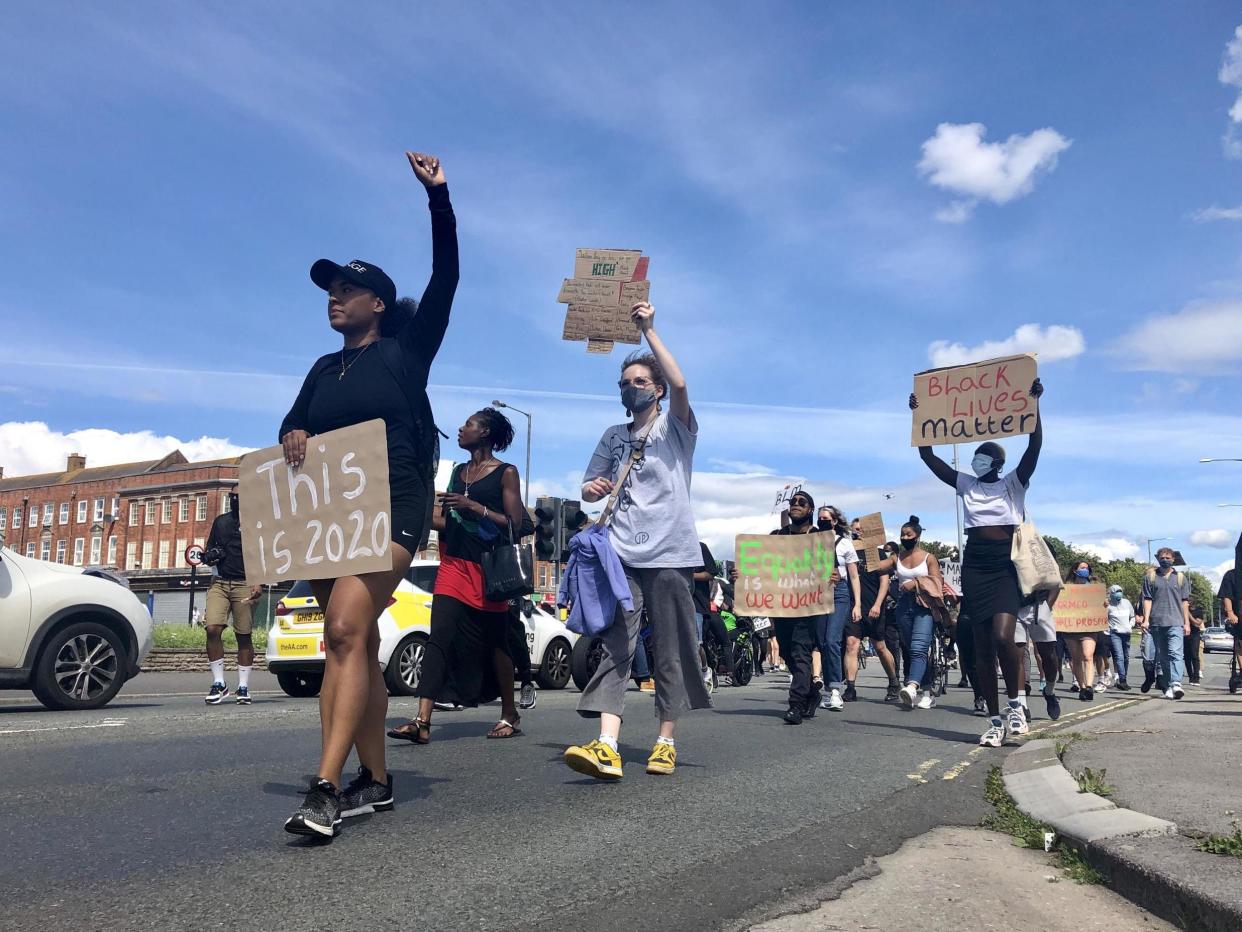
[900,538,917,551]
[621,385,658,414]
[1075,567,1090,580]
[971,454,996,478]
[1109,590,1123,603]
[817,519,832,531]
[1158,557,1174,569]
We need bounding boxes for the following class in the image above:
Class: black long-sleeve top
[206,511,246,581]
[279,184,459,493]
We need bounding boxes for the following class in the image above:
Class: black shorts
[391,477,435,553]
[862,614,897,643]
[843,619,864,640]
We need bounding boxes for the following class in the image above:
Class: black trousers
[1184,629,1202,682]
[507,609,532,687]
[775,617,816,707]
[703,612,736,676]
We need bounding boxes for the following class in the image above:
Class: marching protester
[910,377,1045,748]
[1218,532,1242,693]
[1015,588,1063,721]
[1105,584,1135,690]
[201,491,262,705]
[816,505,862,710]
[695,540,736,684]
[563,303,710,779]
[1141,546,1191,700]
[1063,560,1099,700]
[875,516,943,709]
[388,407,527,744]
[277,152,457,837]
[1184,605,1205,686]
[852,519,900,701]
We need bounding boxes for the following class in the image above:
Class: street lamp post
[1200,458,1242,463]
[492,399,532,506]
[1145,536,1170,565]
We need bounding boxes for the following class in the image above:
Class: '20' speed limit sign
[185,544,205,567]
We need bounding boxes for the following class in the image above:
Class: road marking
[942,747,984,781]
[0,718,127,736]
[906,757,941,784]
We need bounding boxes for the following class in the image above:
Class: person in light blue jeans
[894,591,934,695]
[1141,548,1191,699]
[1105,584,1135,689]
[815,507,862,711]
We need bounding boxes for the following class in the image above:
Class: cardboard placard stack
[557,248,650,352]
[853,512,887,571]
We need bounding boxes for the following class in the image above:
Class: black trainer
[843,682,857,702]
[204,682,229,705]
[783,705,803,725]
[1044,689,1062,721]
[340,766,394,819]
[284,779,342,838]
[885,682,900,702]
[803,682,821,719]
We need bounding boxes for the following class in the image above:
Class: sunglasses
[618,377,654,389]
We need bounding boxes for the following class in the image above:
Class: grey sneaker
[339,767,394,819]
[284,779,341,838]
[519,682,537,710]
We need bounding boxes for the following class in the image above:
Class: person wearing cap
[277,151,458,839]
[1105,583,1135,690]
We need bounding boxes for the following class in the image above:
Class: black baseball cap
[310,258,397,311]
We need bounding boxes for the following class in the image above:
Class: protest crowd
[213,151,1242,841]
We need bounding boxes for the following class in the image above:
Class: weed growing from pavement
[1052,731,1093,759]
[1075,767,1115,798]
[1057,846,1104,884]
[1196,821,1242,858]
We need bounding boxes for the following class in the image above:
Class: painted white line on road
[0,690,286,707]
[0,718,127,736]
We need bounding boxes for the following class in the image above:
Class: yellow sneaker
[646,742,676,775]
[638,678,656,693]
[563,740,623,780]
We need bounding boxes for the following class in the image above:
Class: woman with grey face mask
[909,378,1045,749]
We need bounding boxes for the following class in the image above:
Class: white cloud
[918,122,1071,218]
[927,323,1086,367]
[1189,529,1235,548]
[1077,537,1142,563]
[1202,559,1235,587]
[1115,299,1242,373]
[1191,204,1242,222]
[1219,25,1242,157]
[0,421,252,477]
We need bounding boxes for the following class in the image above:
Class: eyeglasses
[790,498,812,507]
[618,377,654,389]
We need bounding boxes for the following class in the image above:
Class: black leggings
[507,610,532,687]
[1184,629,1202,681]
[703,612,736,676]
[957,615,983,700]
[416,595,510,706]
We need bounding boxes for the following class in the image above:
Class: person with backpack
[1141,547,1192,700]
[276,151,457,838]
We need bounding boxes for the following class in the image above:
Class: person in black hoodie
[1218,531,1242,691]
[277,152,458,838]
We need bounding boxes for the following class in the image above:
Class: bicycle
[927,622,952,697]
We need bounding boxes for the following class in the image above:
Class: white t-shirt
[1107,598,1136,634]
[956,471,1027,528]
[835,535,859,577]
[584,410,701,569]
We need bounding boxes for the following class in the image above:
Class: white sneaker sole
[284,815,341,837]
[341,798,394,819]
[899,690,915,709]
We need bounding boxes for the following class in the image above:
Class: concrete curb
[141,648,268,673]
[1003,739,1242,932]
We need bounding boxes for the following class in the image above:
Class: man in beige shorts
[204,492,261,705]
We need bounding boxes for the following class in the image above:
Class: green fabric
[720,609,737,632]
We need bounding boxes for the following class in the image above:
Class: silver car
[1202,626,1235,653]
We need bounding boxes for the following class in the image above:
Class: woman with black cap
[277,152,457,838]
[910,378,1045,749]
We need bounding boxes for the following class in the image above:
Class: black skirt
[962,537,1021,621]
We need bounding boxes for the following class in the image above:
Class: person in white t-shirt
[813,505,862,711]
[1105,584,1136,689]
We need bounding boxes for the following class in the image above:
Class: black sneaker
[956,677,970,689]
[284,779,342,838]
[1044,689,1062,721]
[885,682,900,702]
[204,682,229,705]
[340,767,394,819]
[1140,674,1154,693]
[803,683,822,718]
[1117,679,1131,692]
[973,697,987,716]
[843,683,857,702]
[236,686,252,705]
[519,682,537,710]
[1080,687,1094,702]
[783,705,803,725]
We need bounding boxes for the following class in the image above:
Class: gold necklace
[339,342,373,380]
[462,458,497,497]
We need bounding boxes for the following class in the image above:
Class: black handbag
[481,518,535,602]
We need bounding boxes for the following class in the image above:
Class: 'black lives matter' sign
[910,354,1038,446]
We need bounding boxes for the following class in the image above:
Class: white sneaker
[1171,683,1184,700]
[916,690,936,709]
[1097,681,1108,693]
[1005,707,1029,737]
[1071,680,1080,691]
[826,688,844,711]
[979,720,1005,748]
[899,683,918,708]
[1163,687,1175,699]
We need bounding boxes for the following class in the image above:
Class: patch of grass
[152,624,268,651]
[1075,766,1115,798]
[982,766,1049,849]
[1197,821,1242,858]
[1053,731,1093,759]
[1058,846,1104,884]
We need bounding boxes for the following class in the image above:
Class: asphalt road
[0,661,1142,932]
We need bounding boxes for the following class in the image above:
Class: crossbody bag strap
[594,422,654,528]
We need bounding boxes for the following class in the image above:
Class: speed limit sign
[185,544,205,567]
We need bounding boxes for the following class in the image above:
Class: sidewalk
[1003,662,1242,932]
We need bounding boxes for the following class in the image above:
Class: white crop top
[956,471,1027,528]
[894,554,931,582]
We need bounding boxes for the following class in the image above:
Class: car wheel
[32,621,127,711]
[537,638,572,689]
[570,636,604,691]
[276,671,323,698]
[385,633,427,696]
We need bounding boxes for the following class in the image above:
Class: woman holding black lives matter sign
[910,376,1044,750]
[276,152,457,839]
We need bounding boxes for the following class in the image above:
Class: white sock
[1017,694,1028,709]
[656,736,675,748]
[209,659,225,685]
[598,734,618,751]
[238,665,251,689]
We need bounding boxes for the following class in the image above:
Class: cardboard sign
[734,533,836,618]
[941,560,962,595]
[564,304,642,344]
[586,339,614,354]
[558,248,651,353]
[910,354,1038,446]
[238,420,393,585]
[854,512,887,571]
[772,483,804,514]
[1053,583,1109,634]
[573,249,646,281]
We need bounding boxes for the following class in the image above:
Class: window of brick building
[42,503,53,525]
[29,507,39,528]
[55,540,67,563]
[178,498,189,522]
[25,543,35,558]
[40,539,51,561]
[77,499,88,523]
[73,538,85,565]
[220,492,229,515]
[110,497,119,519]
[158,540,170,569]
[144,501,156,525]
[0,506,7,530]
[196,495,207,521]
[107,536,117,565]
[126,542,137,569]
[11,507,20,528]
[59,503,70,525]
[94,498,105,522]
[90,535,102,565]
[141,541,153,567]
[175,538,187,568]
[162,499,172,523]
[129,502,139,525]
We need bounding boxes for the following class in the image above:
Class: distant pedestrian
[816,505,861,710]
[1062,561,1100,701]
[1141,547,1191,700]
[1105,584,1135,690]
[202,491,262,706]
[1217,532,1242,693]
[1184,606,1205,686]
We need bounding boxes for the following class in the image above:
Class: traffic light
[534,496,560,561]
[559,499,586,562]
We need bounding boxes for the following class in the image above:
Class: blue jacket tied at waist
[557,524,632,636]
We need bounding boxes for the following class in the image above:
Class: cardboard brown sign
[573,248,645,281]
[566,304,642,344]
[1053,583,1109,634]
[238,420,393,585]
[734,533,837,618]
[559,248,651,353]
[853,512,887,571]
[586,339,614,354]
[910,354,1038,447]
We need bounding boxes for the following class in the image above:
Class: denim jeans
[1140,629,1155,663]
[1108,631,1132,683]
[815,579,852,690]
[1152,625,1185,687]
[895,593,933,689]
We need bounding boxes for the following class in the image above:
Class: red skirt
[434,554,508,613]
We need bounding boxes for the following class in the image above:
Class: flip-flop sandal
[387,719,430,744]
[486,718,522,739]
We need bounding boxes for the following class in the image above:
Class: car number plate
[751,617,773,633]
[279,637,323,657]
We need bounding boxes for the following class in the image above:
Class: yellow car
[266,560,438,698]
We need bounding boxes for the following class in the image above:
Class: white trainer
[979,720,1005,748]
[916,690,936,709]
[1005,707,1030,737]
[899,683,918,708]
[826,688,844,711]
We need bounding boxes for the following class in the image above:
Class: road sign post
[185,544,204,628]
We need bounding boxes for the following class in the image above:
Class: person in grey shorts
[563,301,711,780]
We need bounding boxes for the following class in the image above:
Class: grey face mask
[622,385,658,414]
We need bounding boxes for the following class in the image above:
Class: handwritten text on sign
[1053,583,1109,634]
[910,354,1038,446]
[734,534,836,618]
[238,419,393,585]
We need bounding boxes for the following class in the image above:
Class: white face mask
[971,454,996,478]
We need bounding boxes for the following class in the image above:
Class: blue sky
[2,3,1241,579]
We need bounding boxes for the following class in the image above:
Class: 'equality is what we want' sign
[238,420,394,586]
[733,533,837,618]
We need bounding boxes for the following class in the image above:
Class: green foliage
[1197,821,1242,857]
[1058,846,1104,884]
[982,766,1048,849]
[1075,767,1115,797]
[153,624,269,651]
[921,538,958,561]
[1053,731,1092,759]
